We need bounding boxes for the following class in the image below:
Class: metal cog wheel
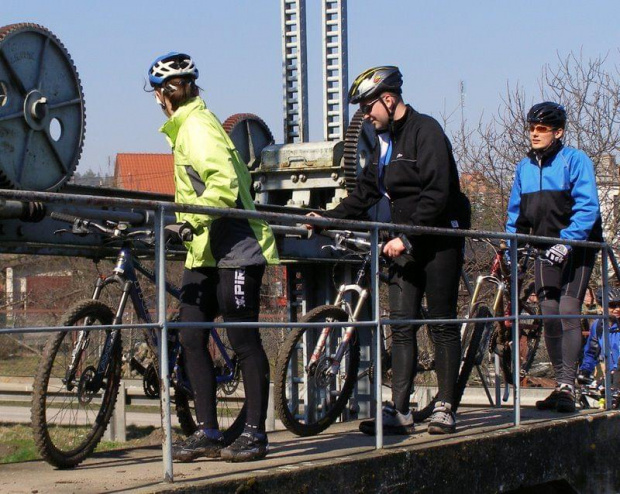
[222,113,273,171]
[342,108,376,193]
[0,23,86,191]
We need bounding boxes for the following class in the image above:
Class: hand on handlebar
[304,212,323,232]
[382,237,406,259]
[164,222,194,243]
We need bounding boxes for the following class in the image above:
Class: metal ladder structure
[281,0,309,143]
[281,0,349,143]
[321,0,349,141]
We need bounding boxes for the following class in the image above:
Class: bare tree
[454,51,620,247]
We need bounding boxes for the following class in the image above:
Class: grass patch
[0,355,40,377]
[0,423,182,464]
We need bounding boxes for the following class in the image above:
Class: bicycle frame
[64,240,238,395]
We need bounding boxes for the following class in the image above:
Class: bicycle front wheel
[31,300,120,469]
[274,305,360,436]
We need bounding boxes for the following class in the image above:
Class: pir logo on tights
[234,269,246,309]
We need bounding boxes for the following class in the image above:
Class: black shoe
[536,389,561,410]
[359,403,415,436]
[172,429,224,462]
[220,431,268,462]
[556,386,576,413]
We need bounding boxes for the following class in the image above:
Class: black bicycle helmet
[526,102,567,129]
[595,287,620,305]
[348,66,403,104]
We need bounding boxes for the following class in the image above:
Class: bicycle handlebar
[50,212,154,242]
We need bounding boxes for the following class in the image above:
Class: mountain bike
[469,238,546,397]
[273,229,490,436]
[31,213,246,468]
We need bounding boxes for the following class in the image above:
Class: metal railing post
[601,247,612,410]
[510,238,521,426]
[371,227,382,449]
[155,206,174,482]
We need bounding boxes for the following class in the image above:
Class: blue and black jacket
[580,318,620,374]
[506,141,603,246]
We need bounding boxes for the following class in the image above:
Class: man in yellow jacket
[149,52,278,462]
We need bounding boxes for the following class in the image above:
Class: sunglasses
[360,98,381,115]
[529,124,555,133]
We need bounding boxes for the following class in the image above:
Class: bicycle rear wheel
[31,300,120,469]
[274,305,360,436]
[412,305,495,421]
[173,327,246,445]
[493,303,543,386]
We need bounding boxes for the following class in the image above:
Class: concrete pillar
[266,382,275,432]
[104,381,127,442]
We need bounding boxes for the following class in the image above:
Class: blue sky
[5,1,620,175]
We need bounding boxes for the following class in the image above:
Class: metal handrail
[0,188,614,482]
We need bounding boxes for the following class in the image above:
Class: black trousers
[389,235,464,412]
[178,265,269,431]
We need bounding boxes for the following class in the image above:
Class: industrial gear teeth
[0,23,86,191]
[343,109,375,193]
[222,113,274,171]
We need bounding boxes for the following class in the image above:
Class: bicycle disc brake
[77,366,98,405]
[143,363,160,398]
[313,355,338,387]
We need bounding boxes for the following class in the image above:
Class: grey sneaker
[428,402,456,434]
[359,403,415,436]
[172,429,224,462]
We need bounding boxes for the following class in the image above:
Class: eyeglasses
[529,124,555,133]
[360,98,381,115]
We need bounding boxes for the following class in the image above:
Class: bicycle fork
[308,285,370,379]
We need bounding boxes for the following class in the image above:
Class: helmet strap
[378,97,397,134]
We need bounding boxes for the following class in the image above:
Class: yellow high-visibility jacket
[160,97,279,269]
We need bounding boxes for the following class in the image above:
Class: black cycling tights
[388,237,464,413]
[178,265,269,432]
[535,246,596,387]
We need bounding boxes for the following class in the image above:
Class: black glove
[164,222,194,244]
[544,244,571,265]
[577,369,593,385]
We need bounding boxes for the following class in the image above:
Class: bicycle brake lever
[321,244,347,254]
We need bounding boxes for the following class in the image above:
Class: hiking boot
[220,431,268,462]
[359,402,415,436]
[428,402,456,434]
[556,384,576,413]
[535,388,561,410]
[172,429,224,462]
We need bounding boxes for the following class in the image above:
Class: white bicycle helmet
[148,52,198,87]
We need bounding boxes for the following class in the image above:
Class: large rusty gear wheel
[0,23,86,191]
[223,113,273,171]
[342,108,376,193]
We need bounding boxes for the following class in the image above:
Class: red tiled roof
[114,153,174,195]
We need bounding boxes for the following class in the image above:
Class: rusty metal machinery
[0,22,375,260]
[252,109,375,210]
[0,23,85,192]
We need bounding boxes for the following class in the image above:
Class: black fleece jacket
[324,105,470,235]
